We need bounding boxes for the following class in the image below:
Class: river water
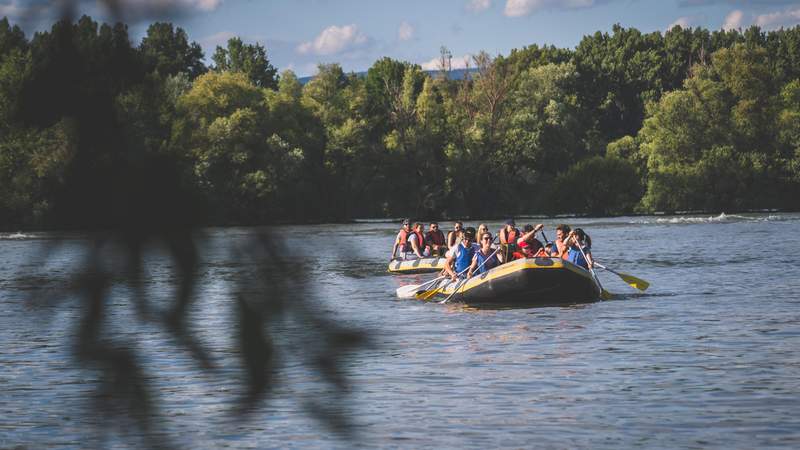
[2,213,800,449]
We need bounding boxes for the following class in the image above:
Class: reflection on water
[2,213,800,448]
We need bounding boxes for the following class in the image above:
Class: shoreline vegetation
[1,16,799,230]
[0,209,791,234]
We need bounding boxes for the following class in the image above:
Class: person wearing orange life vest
[498,218,521,245]
[548,223,572,260]
[425,222,447,256]
[498,218,521,262]
[390,219,417,261]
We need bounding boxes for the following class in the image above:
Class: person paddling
[565,228,594,270]
[549,223,571,259]
[468,232,503,278]
[514,223,545,259]
[444,227,478,281]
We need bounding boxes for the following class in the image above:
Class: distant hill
[297,68,477,85]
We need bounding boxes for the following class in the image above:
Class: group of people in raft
[390,218,595,282]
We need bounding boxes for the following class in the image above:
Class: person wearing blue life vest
[565,228,594,270]
[468,232,503,278]
[444,227,479,281]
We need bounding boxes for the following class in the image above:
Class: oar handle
[441,242,501,304]
[575,243,604,294]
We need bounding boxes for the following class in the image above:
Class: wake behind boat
[408,257,601,306]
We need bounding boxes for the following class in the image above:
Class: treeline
[1,17,800,229]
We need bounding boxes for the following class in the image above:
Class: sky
[3,0,800,76]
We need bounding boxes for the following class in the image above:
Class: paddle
[593,262,650,291]
[396,274,449,299]
[418,266,468,301]
[571,237,612,300]
[440,241,502,304]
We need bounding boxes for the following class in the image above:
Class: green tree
[212,37,278,89]
[140,22,205,79]
[637,44,793,212]
[551,156,642,216]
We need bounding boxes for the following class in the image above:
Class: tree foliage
[2,16,800,230]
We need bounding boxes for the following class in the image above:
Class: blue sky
[3,0,800,76]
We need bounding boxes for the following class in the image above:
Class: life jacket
[453,243,476,274]
[533,247,548,258]
[518,238,543,258]
[567,244,591,269]
[397,229,412,253]
[426,230,446,246]
[552,239,569,260]
[474,249,499,274]
[500,227,520,245]
[414,230,426,251]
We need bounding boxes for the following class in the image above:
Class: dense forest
[1,16,800,229]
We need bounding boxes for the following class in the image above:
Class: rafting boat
[412,257,601,306]
[388,256,447,274]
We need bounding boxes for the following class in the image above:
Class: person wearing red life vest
[425,222,447,256]
[513,223,545,259]
[409,222,426,258]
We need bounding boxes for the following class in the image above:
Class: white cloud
[200,31,237,49]
[122,0,224,12]
[466,0,491,13]
[755,7,800,29]
[0,1,23,18]
[0,0,52,20]
[398,21,414,41]
[504,0,595,18]
[420,54,473,71]
[297,24,368,56]
[192,0,223,11]
[722,9,744,30]
[667,16,694,31]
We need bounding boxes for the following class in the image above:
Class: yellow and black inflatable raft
[388,256,447,275]
[416,257,601,306]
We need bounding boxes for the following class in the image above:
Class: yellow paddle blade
[417,288,440,301]
[617,273,650,291]
[600,289,613,300]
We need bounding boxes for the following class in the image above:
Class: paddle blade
[600,289,613,300]
[396,284,422,298]
[417,288,440,301]
[618,273,650,291]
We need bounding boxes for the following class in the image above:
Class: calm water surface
[2,213,800,449]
